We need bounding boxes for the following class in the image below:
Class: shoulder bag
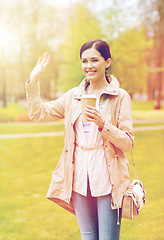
[122,151,146,219]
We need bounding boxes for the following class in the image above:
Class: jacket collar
[73,75,120,100]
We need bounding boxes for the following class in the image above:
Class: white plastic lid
[81,94,97,99]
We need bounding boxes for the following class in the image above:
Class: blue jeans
[72,187,121,240]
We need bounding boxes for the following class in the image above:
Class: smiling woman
[25,39,134,240]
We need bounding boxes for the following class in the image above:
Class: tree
[0,50,6,107]
[109,27,153,96]
[57,2,103,91]
[0,0,64,101]
[99,1,153,96]
[139,0,164,108]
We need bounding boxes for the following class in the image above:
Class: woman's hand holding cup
[84,105,105,130]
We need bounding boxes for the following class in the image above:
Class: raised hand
[29,52,50,83]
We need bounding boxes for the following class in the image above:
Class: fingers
[84,106,100,122]
[37,52,50,71]
[37,57,42,65]
[85,107,96,118]
[37,52,50,66]
[44,54,50,67]
[85,105,98,115]
[41,53,47,64]
[84,106,105,129]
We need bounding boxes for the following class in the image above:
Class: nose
[87,61,92,68]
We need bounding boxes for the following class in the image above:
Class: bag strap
[110,96,138,179]
[131,151,139,179]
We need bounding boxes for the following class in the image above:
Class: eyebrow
[82,57,99,60]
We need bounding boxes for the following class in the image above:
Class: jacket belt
[76,144,103,150]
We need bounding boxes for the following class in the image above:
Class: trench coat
[25,75,134,214]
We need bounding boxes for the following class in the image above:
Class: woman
[25,39,134,240]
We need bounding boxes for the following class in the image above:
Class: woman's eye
[82,60,87,63]
[92,59,98,62]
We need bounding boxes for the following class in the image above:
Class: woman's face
[81,48,111,82]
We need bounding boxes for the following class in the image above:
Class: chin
[86,75,97,81]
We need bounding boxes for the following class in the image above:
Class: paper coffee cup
[81,95,96,121]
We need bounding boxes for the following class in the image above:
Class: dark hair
[80,39,111,60]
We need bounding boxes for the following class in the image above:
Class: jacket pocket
[52,148,68,183]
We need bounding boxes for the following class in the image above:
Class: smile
[86,70,96,74]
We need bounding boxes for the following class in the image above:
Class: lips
[86,70,96,74]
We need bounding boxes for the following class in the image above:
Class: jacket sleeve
[25,81,71,122]
[101,90,134,152]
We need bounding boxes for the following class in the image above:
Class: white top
[82,121,91,143]
[73,100,112,197]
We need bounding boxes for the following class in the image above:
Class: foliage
[0,103,29,122]
[109,27,153,94]
[139,0,164,105]
[0,0,62,99]
[0,129,164,239]
[0,0,156,104]
[58,2,103,91]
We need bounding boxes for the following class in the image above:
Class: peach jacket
[25,75,134,214]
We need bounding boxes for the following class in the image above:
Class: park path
[0,125,164,139]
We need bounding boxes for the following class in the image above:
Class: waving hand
[29,52,50,83]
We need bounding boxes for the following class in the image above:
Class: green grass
[132,110,164,120]
[0,120,163,135]
[132,100,154,110]
[132,100,164,110]
[121,130,164,240]
[133,121,164,128]
[0,136,79,240]
[0,127,164,239]
[0,123,65,134]
[132,100,164,120]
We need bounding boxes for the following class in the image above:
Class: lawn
[0,128,164,239]
[0,122,65,135]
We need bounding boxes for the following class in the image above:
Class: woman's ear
[105,58,112,69]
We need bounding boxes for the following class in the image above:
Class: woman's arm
[25,81,66,121]
[25,53,65,122]
[84,90,134,152]
[101,91,134,152]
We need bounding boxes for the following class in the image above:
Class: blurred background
[0,0,164,239]
[0,0,163,117]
